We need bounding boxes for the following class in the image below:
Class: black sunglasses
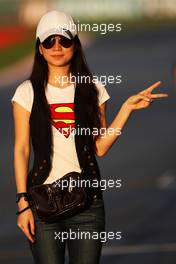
[41,35,73,49]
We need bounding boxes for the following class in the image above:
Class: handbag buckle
[47,186,53,203]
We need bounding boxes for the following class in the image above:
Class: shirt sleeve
[11,80,33,113]
[95,81,111,106]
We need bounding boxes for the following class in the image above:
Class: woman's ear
[39,45,43,55]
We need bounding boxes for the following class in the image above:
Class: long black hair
[30,35,102,152]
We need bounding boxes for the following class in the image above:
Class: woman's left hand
[123,81,168,111]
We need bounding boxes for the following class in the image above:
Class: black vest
[26,83,102,196]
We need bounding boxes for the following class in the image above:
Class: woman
[11,10,168,264]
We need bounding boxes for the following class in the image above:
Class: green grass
[0,40,34,69]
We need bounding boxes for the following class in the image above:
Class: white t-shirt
[11,80,110,184]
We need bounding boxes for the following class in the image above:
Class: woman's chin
[49,59,70,67]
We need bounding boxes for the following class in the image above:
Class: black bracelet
[16,192,30,203]
[16,205,31,215]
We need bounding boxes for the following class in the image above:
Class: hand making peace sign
[124,81,168,111]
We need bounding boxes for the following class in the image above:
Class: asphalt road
[1,26,176,264]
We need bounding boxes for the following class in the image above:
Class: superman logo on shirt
[50,103,75,138]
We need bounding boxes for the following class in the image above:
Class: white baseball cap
[36,10,77,42]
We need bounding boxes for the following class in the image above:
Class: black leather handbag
[28,148,92,223]
[28,170,92,223]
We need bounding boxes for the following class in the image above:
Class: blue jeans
[28,196,106,264]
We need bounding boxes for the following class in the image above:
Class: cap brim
[39,28,72,42]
